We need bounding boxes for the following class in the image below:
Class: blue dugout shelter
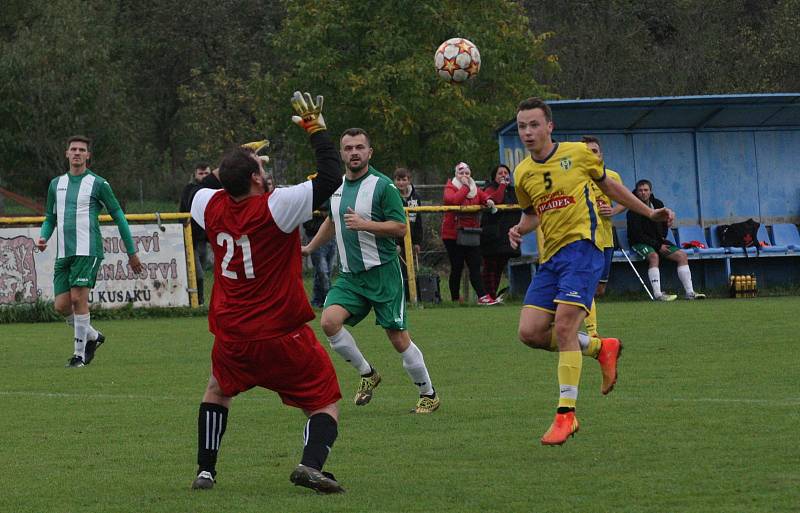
[496,93,800,293]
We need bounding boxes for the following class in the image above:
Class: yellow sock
[581,333,602,358]
[557,350,582,409]
[585,300,598,337]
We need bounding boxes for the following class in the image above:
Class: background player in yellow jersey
[582,136,627,337]
[508,98,674,446]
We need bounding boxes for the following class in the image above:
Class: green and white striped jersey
[330,166,407,273]
[40,170,136,258]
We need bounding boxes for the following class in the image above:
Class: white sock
[677,265,694,295]
[648,267,662,297]
[328,328,372,375]
[577,332,590,351]
[400,341,434,396]
[66,314,98,341]
[73,313,90,359]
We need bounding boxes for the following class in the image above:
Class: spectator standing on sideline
[180,162,211,304]
[302,128,440,414]
[441,161,498,305]
[37,135,144,368]
[188,92,346,494]
[393,168,423,297]
[479,164,519,303]
[627,179,706,301]
[303,199,337,308]
[509,97,673,446]
[582,136,626,336]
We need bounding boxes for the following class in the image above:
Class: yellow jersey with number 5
[514,142,606,263]
[591,168,622,249]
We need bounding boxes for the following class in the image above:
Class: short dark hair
[195,162,210,170]
[635,179,652,190]
[394,167,411,180]
[516,97,552,123]
[67,135,91,150]
[581,135,600,146]
[219,147,259,197]
[341,127,371,147]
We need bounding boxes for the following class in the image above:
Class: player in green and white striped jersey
[302,128,439,414]
[37,135,144,368]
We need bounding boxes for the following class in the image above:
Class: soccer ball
[434,38,481,83]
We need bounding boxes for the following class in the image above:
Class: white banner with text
[0,223,190,308]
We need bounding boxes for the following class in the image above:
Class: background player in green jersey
[302,128,439,414]
[37,135,143,368]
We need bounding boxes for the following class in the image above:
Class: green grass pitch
[2,297,798,512]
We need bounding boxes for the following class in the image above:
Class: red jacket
[440,179,504,240]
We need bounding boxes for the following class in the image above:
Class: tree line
[1,0,796,203]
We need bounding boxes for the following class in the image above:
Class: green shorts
[324,260,407,331]
[53,256,103,295]
[631,243,680,259]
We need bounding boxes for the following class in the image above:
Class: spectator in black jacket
[393,168,422,297]
[627,179,705,300]
[480,164,519,302]
[179,162,212,304]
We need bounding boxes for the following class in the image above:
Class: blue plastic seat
[708,224,758,256]
[676,226,726,257]
[666,228,678,246]
[613,227,639,260]
[758,224,788,254]
[771,224,800,251]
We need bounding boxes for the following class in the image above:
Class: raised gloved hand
[291,91,326,135]
[242,139,269,153]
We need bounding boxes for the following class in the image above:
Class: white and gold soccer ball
[434,38,481,83]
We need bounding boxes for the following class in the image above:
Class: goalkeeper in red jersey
[188,92,346,494]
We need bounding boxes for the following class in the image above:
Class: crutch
[619,246,654,301]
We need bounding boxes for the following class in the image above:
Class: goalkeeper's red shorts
[211,324,341,411]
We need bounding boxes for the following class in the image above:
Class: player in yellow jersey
[508,98,674,446]
[582,136,627,337]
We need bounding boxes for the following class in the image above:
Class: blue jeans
[311,239,337,307]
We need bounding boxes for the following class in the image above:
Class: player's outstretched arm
[270,92,343,234]
[290,92,343,210]
[302,217,335,256]
[599,178,656,220]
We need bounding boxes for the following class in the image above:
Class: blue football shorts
[524,239,604,313]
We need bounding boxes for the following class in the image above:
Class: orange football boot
[540,411,580,446]
[597,337,622,395]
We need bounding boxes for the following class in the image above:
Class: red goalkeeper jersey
[192,184,316,341]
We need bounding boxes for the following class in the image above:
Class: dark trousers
[310,239,337,307]
[443,239,485,301]
[481,254,512,298]
[193,241,208,304]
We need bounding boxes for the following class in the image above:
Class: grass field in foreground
[2,297,798,513]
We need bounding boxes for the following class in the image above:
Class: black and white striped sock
[197,402,228,476]
[300,413,338,471]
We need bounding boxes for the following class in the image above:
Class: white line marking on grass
[619,396,800,406]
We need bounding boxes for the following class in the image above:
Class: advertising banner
[0,223,190,308]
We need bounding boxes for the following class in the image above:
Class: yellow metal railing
[400,204,522,304]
